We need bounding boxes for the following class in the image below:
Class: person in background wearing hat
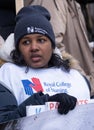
[0,5,91,123]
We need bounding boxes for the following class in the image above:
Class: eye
[21,39,31,45]
[37,38,47,44]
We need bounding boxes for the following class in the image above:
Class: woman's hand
[48,93,77,114]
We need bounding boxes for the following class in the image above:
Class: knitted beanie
[14,5,55,48]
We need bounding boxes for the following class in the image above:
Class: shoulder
[0,62,16,69]
[0,63,21,73]
[69,68,83,76]
[0,83,17,106]
[69,69,91,87]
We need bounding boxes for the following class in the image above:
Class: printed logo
[22,77,43,95]
[22,77,72,95]
[27,26,48,35]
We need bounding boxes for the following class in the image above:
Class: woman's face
[19,34,54,68]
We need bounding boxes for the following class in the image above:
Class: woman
[0,5,90,123]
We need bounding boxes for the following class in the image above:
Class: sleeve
[83,75,94,99]
[0,63,14,92]
[0,83,19,123]
[0,83,49,123]
[82,75,91,93]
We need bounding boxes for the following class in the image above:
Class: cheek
[19,46,28,55]
[48,44,53,53]
[44,46,53,60]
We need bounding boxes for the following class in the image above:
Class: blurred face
[19,34,54,68]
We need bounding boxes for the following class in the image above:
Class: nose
[30,42,39,52]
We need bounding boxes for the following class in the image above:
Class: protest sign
[0,101,94,130]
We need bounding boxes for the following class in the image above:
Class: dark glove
[0,91,49,123]
[48,93,77,114]
[17,92,49,117]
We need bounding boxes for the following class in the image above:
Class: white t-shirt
[0,63,90,105]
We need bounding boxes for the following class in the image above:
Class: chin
[31,64,47,68]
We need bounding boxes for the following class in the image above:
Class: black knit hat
[14,5,55,48]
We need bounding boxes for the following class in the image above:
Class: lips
[30,54,41,62]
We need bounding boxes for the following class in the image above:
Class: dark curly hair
[10,44,70,72]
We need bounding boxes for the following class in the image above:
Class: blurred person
[76,0,94,42]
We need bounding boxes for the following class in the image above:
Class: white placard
[18,101,94,130]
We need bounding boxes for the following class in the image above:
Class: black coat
[0,83,49,124]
